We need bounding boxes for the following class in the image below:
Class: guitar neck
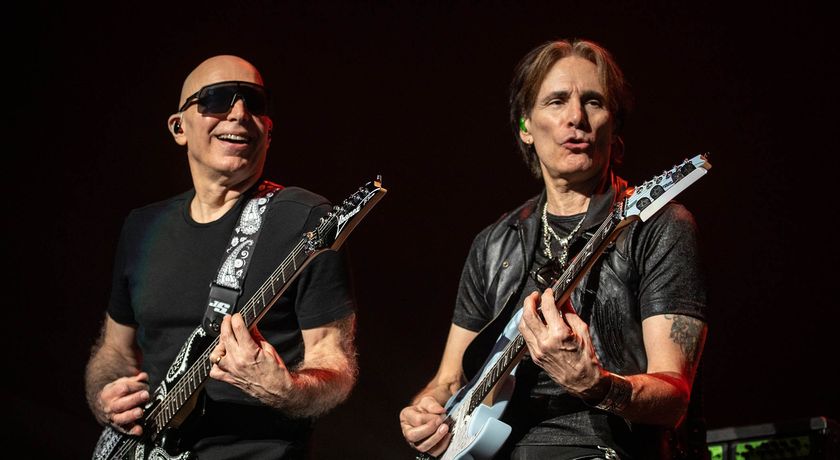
[240,219,335,328]
[550,201,630,305]
[465,203,629,413]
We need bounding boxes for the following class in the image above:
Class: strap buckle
[202,283,241,335]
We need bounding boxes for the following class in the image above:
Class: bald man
[85,55,358,459]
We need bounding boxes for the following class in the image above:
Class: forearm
[586,371,691,427]
[84,344,141,421]
[412,377,461,407]
[410,323,475,407]
[258,355,358,418]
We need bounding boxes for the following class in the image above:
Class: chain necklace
[541,202,585,267]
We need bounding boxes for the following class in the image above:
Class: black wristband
[590,373,632,413]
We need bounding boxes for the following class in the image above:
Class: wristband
[592,373,632,413]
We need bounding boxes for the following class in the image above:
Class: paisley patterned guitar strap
[202,180,284,335]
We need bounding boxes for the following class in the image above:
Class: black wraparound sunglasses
[178,81,270,116]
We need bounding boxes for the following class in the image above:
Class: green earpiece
[519,116,528,133]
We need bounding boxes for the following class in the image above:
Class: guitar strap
[202,180,284,335]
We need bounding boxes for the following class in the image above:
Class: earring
[519,116,528,133]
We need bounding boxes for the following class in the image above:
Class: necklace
[541,202,585,267]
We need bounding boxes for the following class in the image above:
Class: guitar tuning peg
[680,162,696,175]
[650,184,665,199]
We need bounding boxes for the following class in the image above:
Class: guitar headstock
[624,154,711,222]
[307,176,387,253]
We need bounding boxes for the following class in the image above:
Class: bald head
[179,55,265,109]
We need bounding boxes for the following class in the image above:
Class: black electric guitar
[92,177,387,460]
[425,154,711,460]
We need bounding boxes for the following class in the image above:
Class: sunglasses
[178,81,270,116]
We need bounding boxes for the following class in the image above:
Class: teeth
[217,133,249,141]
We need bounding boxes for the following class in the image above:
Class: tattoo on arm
[665,314,703,363]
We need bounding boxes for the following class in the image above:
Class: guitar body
[445,384,514,460]
[462,291,521,382]
[93,326,212,460]
[440,309,525,460]
[94,426,196,460]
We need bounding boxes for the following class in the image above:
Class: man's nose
[227,96,252,119]
[565,99,583,127]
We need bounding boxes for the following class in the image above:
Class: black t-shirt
[107,183,355,450]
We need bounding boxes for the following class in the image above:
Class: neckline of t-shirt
[181,189,248,228]
[545,211,586,231]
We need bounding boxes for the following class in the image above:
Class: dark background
[12,1,838,458]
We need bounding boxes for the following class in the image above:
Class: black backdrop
[12,1,838,458]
